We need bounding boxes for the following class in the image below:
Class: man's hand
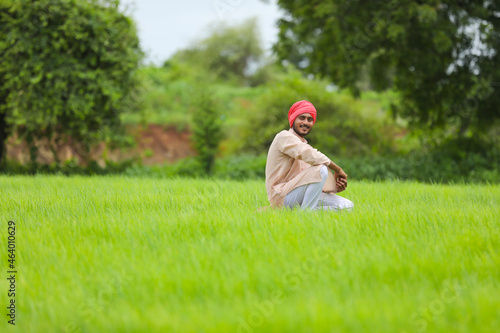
[328,161,348,180]
[334,168,348,180]
[336,178,348,193]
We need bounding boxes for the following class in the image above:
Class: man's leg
[284,185,307,209]
[317,192,354,211]
[284,165,328,210]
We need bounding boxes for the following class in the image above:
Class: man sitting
[265,100,354,211]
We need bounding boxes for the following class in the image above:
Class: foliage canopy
[274,0,500,136]
[0,0,142,164]
[168,18,264,85]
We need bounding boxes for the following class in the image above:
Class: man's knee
[341,198,354,210]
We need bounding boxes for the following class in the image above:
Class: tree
[273,1,500,136]
[0,0,142,165]
[168,18,264,85]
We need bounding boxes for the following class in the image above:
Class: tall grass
[1,176,499,332]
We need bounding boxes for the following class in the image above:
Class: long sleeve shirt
[265,128,336,207]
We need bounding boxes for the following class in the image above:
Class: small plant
[143,149,154,158]
[191,88,224,175]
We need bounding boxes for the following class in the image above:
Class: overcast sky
[120,0,283,65]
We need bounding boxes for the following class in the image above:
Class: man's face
[292,113,314,137]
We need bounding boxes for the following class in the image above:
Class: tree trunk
[0,112,7,166]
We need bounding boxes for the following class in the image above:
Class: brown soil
[5,124,195,166]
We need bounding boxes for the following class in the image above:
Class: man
[265,100,354,211]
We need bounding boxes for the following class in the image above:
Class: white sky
[120,0,283,65]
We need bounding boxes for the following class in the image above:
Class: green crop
[1,176,499,332]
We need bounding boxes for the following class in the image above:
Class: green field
[1,176,499,333]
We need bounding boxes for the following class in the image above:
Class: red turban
[288,100,317,127]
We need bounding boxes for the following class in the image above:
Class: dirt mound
[131,124,194,164]
[6,124,195,166]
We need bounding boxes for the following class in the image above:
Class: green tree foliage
[168,18,264,85]
[192,88,224,175]
[273,0,500,136]
[0,0,142,164]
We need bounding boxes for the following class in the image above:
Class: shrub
[191,88,224,175]
[237,67,400,158]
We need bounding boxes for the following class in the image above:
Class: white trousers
[284,165,354,211]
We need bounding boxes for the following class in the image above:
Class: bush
[0,158,136,176]
[122,154,266,180]
[237,67,400,158]
[2,149,497,183]
[339,145,499,184]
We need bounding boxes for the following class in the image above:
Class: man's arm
[279,133,349,180]
[279,134,331,166]
[328,161,348,180]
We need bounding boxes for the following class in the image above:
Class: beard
[293,122,311,137]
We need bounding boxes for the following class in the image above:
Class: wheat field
[1,176,499,333]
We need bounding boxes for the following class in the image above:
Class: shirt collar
[288,128,307,143]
